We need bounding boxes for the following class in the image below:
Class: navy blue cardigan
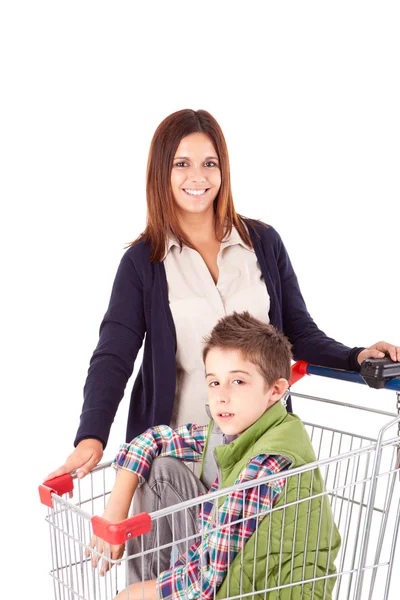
[75,220,364,448]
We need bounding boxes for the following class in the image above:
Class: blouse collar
[163,224,252,260]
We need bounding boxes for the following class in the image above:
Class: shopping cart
[39,360,400,599]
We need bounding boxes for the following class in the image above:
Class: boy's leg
[126,456,208,584]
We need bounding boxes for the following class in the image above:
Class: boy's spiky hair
[203,311,292,385]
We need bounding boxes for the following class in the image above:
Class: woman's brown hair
[132,109,253,261]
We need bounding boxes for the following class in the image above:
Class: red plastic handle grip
[91,512,152,545]
[290,361,309,387]
[39,474,74,508]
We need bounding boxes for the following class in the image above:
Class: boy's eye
[209,381,219,387]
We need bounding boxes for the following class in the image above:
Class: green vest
[201,401,341,600]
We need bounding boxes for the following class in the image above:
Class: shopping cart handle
[91,513,152,545]
[39,474,74,508]
[290,360,400,391]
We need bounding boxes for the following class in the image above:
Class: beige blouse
[163,226,270,427]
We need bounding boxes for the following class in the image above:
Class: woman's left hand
[357,342,400,365]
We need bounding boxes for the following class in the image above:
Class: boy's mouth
[218,412,234,420]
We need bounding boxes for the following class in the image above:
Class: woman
[47,109,399,480]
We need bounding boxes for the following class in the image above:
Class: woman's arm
[274,230,365,370]
[75,250,147,448]
[47,249,147,479]
[275,232,400,369]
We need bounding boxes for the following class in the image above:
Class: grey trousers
[127,457,208,583]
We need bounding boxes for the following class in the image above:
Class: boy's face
[205,347,288,436]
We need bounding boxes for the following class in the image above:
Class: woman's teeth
[184,189,208,196]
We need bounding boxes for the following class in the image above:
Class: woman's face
[170,132,221,219]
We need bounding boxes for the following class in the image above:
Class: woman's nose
[188,167,206,183]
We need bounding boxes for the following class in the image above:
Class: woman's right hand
[45,438,104,481]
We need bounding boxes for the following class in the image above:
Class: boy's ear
[269,378,289,403]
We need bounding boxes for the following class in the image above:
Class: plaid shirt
[114,423,290,599]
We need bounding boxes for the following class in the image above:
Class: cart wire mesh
[42,392,400,600]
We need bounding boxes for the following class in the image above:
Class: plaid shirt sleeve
[157,453,291,600]
[112,423,207,486]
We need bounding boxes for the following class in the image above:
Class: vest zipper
[213,448,223,484]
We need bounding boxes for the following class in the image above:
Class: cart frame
[39,361,400,600]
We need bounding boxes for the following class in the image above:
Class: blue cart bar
[305,364,400,391]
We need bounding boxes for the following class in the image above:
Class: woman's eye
[209,381,219,387]
[174,161,217,168]
[233,379,244,385]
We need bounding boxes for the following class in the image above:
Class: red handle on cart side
[290,361,309,387]
[92,513,152,545]
[39,474,74,508]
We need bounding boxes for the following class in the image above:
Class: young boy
[93,312,340,600]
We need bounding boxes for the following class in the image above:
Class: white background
[1,1,399,597]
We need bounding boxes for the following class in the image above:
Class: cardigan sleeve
[74,249,146,448]
[273,229,364,371]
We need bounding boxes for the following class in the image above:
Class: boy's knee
[148,456,183,483]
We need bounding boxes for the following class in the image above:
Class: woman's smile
[183,188,210,196]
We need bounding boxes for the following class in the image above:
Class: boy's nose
[217,394,230,404]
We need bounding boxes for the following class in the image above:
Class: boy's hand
[88,536,125,576]
[87,504,130,576]
[87,469,140,576]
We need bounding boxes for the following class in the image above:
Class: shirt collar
[221,225,252,251]
[164,236,178,258]
[163,225,252,260]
